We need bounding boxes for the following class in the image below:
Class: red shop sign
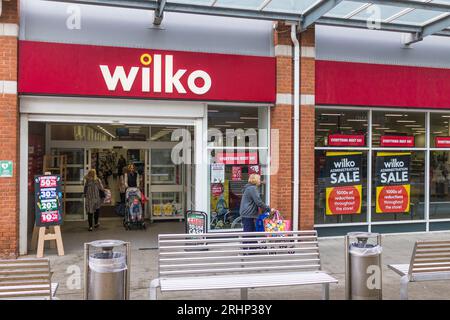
[435,137,450,148]
[19,41,276,103]
[380,136,415,147]
[328,134,365,147]
[216,152,258,165]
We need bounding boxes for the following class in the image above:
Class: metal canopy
[47,0,450,44]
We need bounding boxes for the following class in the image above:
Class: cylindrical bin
[84,240,130,300]
[345,232,382,300]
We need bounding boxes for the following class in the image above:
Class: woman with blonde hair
[84,169,105,231]
[239,174,270,232]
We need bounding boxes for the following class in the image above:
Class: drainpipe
[290,23,300,231]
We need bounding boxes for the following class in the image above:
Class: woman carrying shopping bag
[84,169,105,231]
[239,174,271,232]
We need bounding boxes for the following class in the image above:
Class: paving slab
[21,220,450,300]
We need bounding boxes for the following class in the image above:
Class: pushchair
[123,187,146,230]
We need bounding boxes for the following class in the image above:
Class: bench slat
[160,252,319,263]
[160,246,317,257]
[0,284,51,293]
[159,237,318,244]
[161,258,321,269]
[160,242,318,251]
[160,272,337,292]
[159,231,317,239]
[160,263,321,276]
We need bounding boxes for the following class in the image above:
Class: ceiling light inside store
[96,125,116,139]
[216,125,231,127]
[322,113,343,116]
[397,120,417,123]
[320,123,336,126]
[385,114,403,117]
[226,121,245,124]
[316,129,330,132]
[347,119,366,122]
[339,127,353,130]
[405,125,423,127]
[411,127,425,130]
[374,127,390,130]
[240,117,258,120]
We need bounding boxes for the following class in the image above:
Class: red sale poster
[232,166,242,181]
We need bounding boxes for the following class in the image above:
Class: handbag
[264,210,291,232]
[255,209,270,232]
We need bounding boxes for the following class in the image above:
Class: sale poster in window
[375,152,411,214]
[34,175,63,227]
[325,152,362,215]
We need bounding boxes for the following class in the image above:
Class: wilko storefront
[314,39,450,236]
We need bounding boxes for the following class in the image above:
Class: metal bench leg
[150,279,161,300]
[240,288,248,300]
[322,283,330,300]
[400,276,409,300]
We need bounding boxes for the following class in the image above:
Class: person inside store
[118,165,128,204]
[239,173,271,232]
[84,169,105,231]
[117,155,127,177]
[124,163,140,189]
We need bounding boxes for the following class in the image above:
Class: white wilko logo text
[100,53,212,95]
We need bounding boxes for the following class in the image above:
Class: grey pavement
[22,219,450,300]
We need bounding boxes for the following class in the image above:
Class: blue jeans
[242,217,256,232]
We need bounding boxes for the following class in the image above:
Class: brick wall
[0,0,19,258]
[270,22,293,219]
[299,27,316,230]
[270,23,316,231]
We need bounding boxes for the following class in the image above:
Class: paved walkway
[23,220,450,300]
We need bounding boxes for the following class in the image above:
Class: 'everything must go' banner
[375,152,411,214]
[325,152,362,215]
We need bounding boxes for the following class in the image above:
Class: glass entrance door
[149,148,185,222]
[51,148,86,221]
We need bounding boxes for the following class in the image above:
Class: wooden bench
[0,258,58,300]
[388,240,450,300]
[149,230,338,300]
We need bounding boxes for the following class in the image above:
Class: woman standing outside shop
[239,174,270,232]
[84,169,105,231]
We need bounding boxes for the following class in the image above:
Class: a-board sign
[34,175,63,227]
[185,211,208,234]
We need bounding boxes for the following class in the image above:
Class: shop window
[207,105,269,231]
[208,148,268,230]
[315,110,368,147]
[371,111,425,148]
[314,150,368,225]
[371,151,425,222]
[430,113,450,148]
[430,151,450,219]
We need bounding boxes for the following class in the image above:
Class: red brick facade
[0,0,19,258]
[271,23,316,231]
[270,22,293,220]
[299,27,316,230]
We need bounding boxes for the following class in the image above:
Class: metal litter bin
[345,232,382,300]
[84,240,130,300]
